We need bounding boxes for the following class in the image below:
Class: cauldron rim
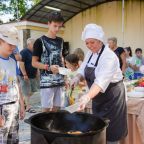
[25,111,108,137]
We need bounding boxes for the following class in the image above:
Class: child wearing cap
[0,25,25,144]
[32,12,65,112]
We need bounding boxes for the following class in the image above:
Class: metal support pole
[16,0,19,21]
[122,0,125,47]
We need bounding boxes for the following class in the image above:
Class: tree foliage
[0,0,41,22]
[10,0,27,20]
[0,19,3,24]
[32,0,41,5]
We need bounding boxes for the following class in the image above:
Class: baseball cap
[0,25,18,46]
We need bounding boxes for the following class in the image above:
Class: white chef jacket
[78,45,123,92]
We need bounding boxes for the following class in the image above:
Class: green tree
[0,1,10,14]
[0,0,41,22]
[10,0,27,20]
[32,0,41,5]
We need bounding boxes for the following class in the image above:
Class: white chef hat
[0,25,18,46]
[81,24,105,43]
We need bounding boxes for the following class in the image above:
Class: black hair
[135,48,142,53]
[65,54,79,65]
[48,11,64,23]
[125,46,132,57]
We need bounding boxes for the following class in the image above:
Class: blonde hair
[73,48,84,61]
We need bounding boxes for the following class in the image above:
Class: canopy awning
[21,0,118,24]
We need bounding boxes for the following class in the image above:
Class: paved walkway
[19,92,41,144]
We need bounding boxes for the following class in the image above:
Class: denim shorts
[19,77,38,96]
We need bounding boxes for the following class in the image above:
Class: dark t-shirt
[114,47,125,69]
[33,35,64,88]
[19,48,37,78]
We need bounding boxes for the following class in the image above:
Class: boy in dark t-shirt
[32,12,64,112]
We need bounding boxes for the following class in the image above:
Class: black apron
[84,45,128,141]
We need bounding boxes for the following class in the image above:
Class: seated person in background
[129,48,144,79]
[124,47,134,80]
[73,48,85,65]
[108,37,126,74]
[65,54,91,113]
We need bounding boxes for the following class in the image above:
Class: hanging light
[45,6,61,11]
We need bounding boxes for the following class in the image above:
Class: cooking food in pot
[25,112,109,144]
[67,131,82,134]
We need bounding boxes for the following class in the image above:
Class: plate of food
[127,91,144,98]
[64,102,81,113]
[58,67,71,75]
[134,86,144,92]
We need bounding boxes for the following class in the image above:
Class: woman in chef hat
[71,24,127,144]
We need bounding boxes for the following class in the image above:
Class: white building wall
[63,0,144,54]
[30,30,46,39]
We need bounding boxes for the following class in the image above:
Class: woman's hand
[78,94,91,111]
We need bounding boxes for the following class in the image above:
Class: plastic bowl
[134,86,144,92]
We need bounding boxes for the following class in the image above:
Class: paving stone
[19,92,41,144]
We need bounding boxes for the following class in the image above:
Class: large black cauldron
[25,111,108,144]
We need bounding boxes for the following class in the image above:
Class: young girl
[65,54,91,113]
[124,47,134,80]
[0,25,25,144]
